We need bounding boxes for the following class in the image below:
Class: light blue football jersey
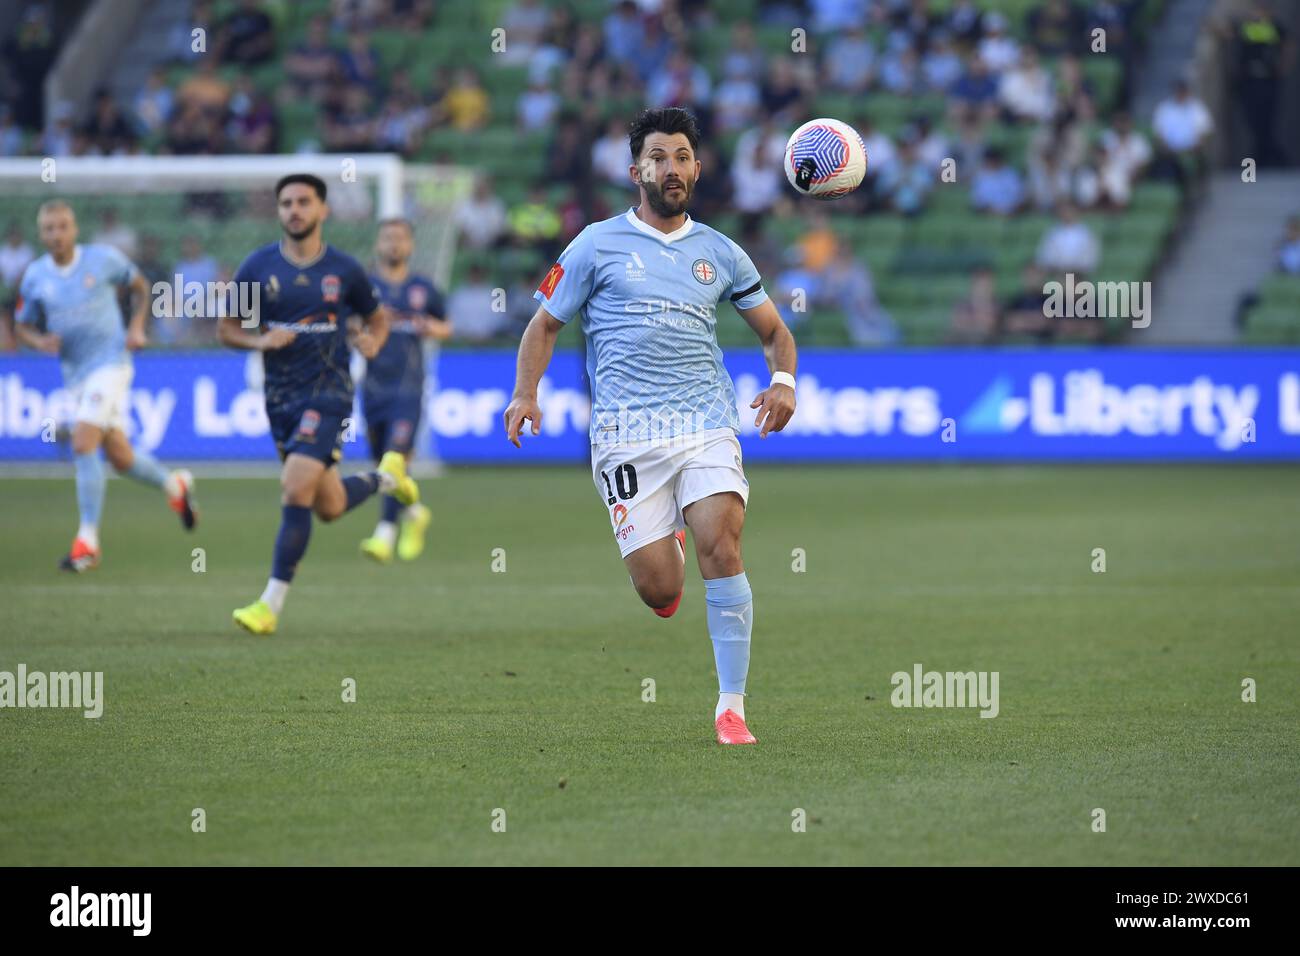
[16,243,139,386]
[534,207,768,444]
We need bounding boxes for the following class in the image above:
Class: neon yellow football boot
[377,451,419,506]
[232,599,277,636]
[360,535,395,564]
[397,503,432,561]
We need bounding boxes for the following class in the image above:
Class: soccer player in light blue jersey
[503,108,798,745]
[15,200,198,572]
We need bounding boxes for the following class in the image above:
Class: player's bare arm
[351,304,390,359]
[14,322,61,355]
[419,314,453,340]
[737,298,797,437]
[503,306,564,447]
[125,271,150,350]
[216,316,297,351]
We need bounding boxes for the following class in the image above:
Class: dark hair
[377,217,414,233]
[628,107,700,161]
[275,173,327,201]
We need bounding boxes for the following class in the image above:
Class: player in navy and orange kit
[217,173,419,635]
[358,218,451,564]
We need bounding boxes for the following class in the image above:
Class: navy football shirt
[232,242,379,415]
[363,273,445,408]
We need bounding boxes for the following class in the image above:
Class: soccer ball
[783,118,868,200]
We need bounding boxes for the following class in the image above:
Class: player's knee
[70,428,100,456]
[313,501,343,523]
[280,480,315,508]
[694,535,742,576]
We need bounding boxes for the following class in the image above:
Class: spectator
[922,33,964,93]
[978,12,1020,73]
[508,186,562,261]
[0,105,27,156]
[1225,1,1292,167]
[949,54,1000,126]
[441,68,490,131]
[858,116,898,187]
[949,266,1000,344]
[875,140,933,216]
[133,69,175,137]
[722,22,764,82]
[285,17,339,94]
[880,42,923,96]
[825,25,875,93]
[2,5,57,129]
[628,15,673,82]
[83,89,138,155]
[175,236,221,289]
[1036,202,1100,277]
[910,115,949,172]
[448,264,513,343]
[323,85,375,151]
[501,0,551,66]
[227,77,277,153]
[217,0,276,66]
[1027,0,1086,57]
[94,208,139,260]
[946,0,984,45]
[338,32,381,91]
[1002,264,1053,339]
[517,77,561,132]
[544,114,592,186]
[592,117,633,188]
[713,59,762,133]
[970,147,1025,216]
[1152,80,1213,183]
[730,118,788,217]
[825,248,899,346]
[761,58,808,116]
[999,49,1054,123]
[1278,215,1300,275]
[1098,111,1152,208]
[176,59,232,115]
[648,50,712,113]
[0,223,34,290]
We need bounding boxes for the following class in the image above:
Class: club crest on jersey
[321,274,341,303]
[82,273,96,289]
[692,259,717,285]
[297,409,321,437]
[407,285,428,311]
[538,263,564,299]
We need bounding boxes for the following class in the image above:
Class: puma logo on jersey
[659,249,679,265]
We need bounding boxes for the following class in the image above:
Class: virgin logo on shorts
[321,275,341,303]
[612,503,629,528]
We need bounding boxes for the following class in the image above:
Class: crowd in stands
[1,0,1295,347]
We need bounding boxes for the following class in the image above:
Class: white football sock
[260,578,290,615]
[373,521,398,547]
[77,523,99,549]
[716,692,745,720]
[163,470,184,499]
[375,469,397,494]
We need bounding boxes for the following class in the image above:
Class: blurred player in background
[217,174,418,636]
[14,200,197,572]
[358,218,451,564]
[503,108,797,746]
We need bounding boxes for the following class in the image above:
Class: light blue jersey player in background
[15,200,197,572]
[504,108,798,746]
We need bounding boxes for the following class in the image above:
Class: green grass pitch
[1,465,1297,865]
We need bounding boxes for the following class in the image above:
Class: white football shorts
[590,427,750,558]
[72,363,133,432]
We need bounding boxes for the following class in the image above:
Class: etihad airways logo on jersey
[624,299,715,320]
